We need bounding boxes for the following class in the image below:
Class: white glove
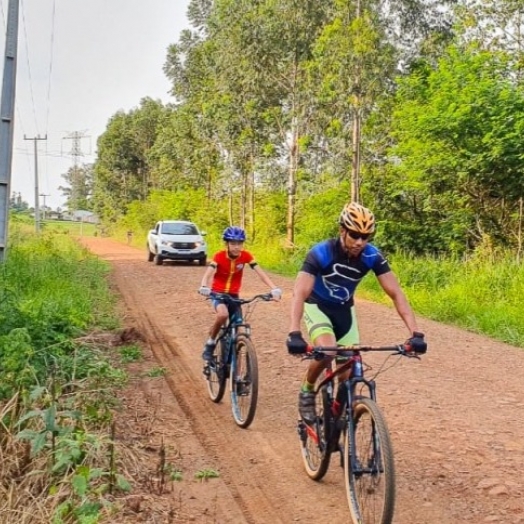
[199,286,211,297]
[270,288,282,300]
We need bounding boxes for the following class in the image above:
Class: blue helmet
[222,226,246,242]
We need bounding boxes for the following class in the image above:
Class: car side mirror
[201,231,207,236]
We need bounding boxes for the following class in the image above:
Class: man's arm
[377,271,419,335]
[289,271,315,332]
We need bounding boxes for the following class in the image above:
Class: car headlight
[161,240,172,247]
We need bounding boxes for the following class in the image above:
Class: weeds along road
[80,237,524,524]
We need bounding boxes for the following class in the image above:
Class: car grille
[173,242,197,249]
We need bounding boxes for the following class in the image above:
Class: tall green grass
[0,229,118,397]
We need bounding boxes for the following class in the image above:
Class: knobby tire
[344,397,396,524]
[206,339,227,403]
[230,335,258,428]
[299,382,333,481]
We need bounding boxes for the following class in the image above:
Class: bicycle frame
[205,292,273,428]
[298,342,422,523]
[216,307,252,374]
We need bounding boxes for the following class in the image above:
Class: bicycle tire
[344,397,395,524]
[299,383,332,481]
[206,339,227,403]
[230,335,258,428]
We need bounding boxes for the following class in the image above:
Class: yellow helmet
[339,202,375,234]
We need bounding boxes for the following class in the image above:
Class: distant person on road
[198,226,282,366]
[126,230,133,245]
[286,202,427,425]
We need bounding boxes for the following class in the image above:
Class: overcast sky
[0,0,190,209]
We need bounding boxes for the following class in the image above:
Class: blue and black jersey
[301,238,390,307]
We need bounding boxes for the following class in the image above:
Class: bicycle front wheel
[344,397,395,524]
[298,385,332,481]
[230,335,258,428]
[206,340,227,403]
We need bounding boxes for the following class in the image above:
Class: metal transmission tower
[62,131,89,217]
[0,0,20,262]
[24,135,48,233]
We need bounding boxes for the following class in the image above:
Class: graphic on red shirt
[211,250,256,294]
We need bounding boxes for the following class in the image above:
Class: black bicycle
[204,292,274,428]
[297,342,423,524]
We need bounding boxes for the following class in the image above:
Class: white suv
[147,220,207,266]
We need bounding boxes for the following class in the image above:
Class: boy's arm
[200,264,216,288]
[252,265,280,294]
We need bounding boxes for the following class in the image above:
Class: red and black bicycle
[297,342,423,524]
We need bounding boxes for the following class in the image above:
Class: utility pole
[39,193,50,221]
[0,0,20,262]
[24,134,47,233]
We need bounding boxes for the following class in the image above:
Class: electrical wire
[20,0,40,134]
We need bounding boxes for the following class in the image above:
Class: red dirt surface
[79,236,524,524]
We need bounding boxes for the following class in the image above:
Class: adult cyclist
[286,202,427,424]
[199,226,282,367]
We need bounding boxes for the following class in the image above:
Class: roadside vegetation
[0,219,134,523]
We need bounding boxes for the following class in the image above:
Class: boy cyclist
[286,202,427,424]
[199,226,282,365]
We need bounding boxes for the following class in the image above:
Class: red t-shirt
[210,250,257,294]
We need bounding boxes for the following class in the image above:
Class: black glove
[286,331,308,355]
[406,332,427,354]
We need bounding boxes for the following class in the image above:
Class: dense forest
[79,0,524,258]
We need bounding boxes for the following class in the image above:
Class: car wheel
[199,257,207,266]
[154,253,164,265]
[147,247,154,262]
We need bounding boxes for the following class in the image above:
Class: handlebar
[207,292,274,304]
[304,343,422,359]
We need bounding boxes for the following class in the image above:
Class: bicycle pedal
[202,365,211,377]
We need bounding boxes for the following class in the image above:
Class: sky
[0,0,190,210]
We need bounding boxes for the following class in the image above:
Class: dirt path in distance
[79,237,524,524]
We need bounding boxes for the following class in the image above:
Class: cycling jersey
[301,238,390,307]
[210,250,258,294]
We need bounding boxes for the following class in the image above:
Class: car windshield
[161,223,198,235]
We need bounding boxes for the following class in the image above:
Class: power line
[44,0,56,134]
[20,0,39,133]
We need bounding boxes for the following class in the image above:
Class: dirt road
[80,237,524,523]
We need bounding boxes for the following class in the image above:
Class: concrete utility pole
[24,135,47,233]
[39,193,50,220]
[0,0,20,262]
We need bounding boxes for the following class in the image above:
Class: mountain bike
[204,292,274,428]
[297,342,423,524]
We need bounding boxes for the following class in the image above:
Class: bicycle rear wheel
[298,384,332,481]
[344,397,395,524]
[206,340,227,403]
[230,335,258,428]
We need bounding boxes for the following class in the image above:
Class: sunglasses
[345,230,372,241]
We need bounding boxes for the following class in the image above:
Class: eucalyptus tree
[212,0,331,245]
[163,0,225,198]
[91,98,166,221]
